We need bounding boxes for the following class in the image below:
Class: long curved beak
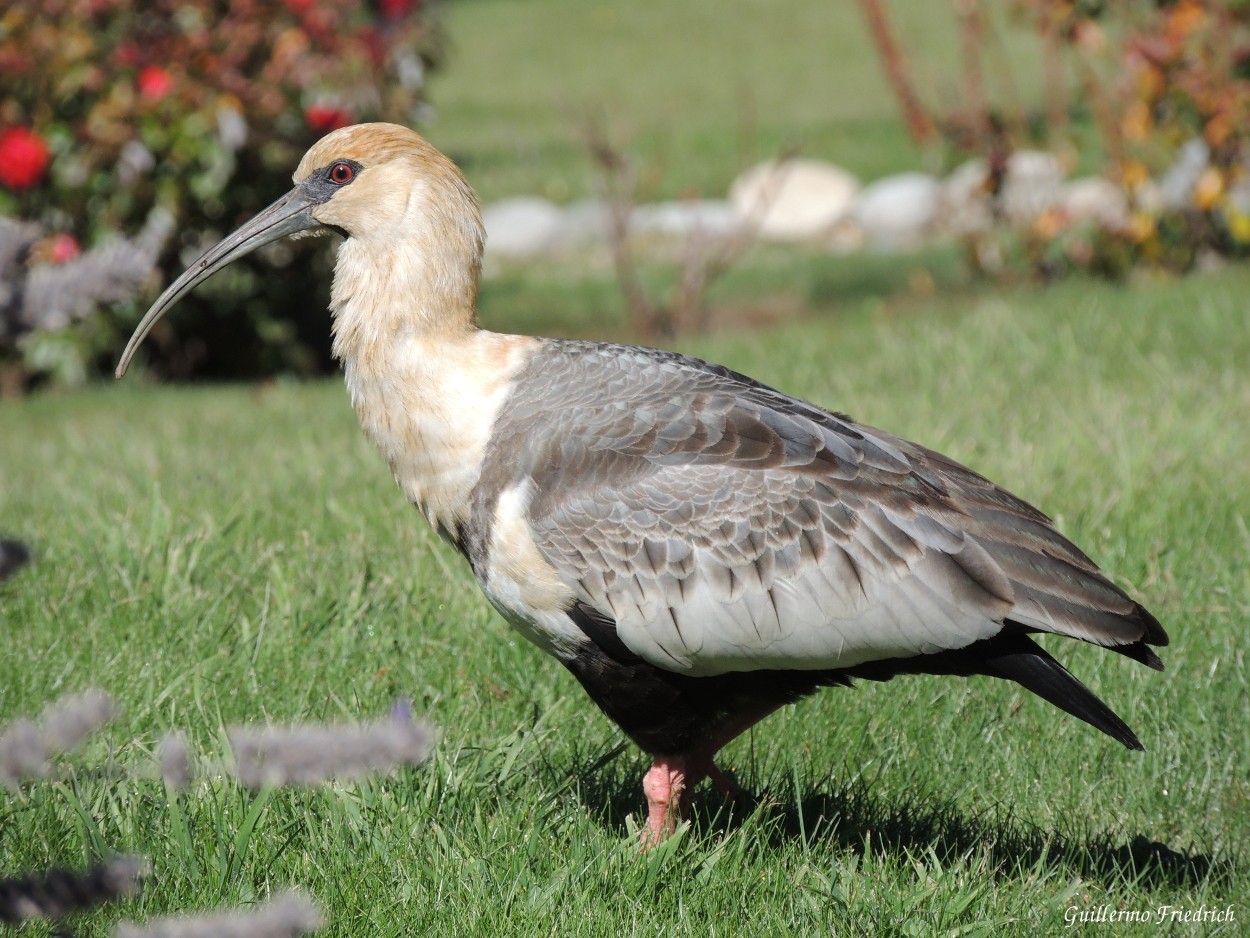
[115,186,322,378]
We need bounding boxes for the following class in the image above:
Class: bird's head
[115,123,482,378]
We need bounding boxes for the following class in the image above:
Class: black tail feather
[1109,637,1165,671]
[979,635,1145,751]
[840,632,1147,751]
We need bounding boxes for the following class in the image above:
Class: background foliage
[1028,0,1250,273]
[6,1,1250,384]
[0,0,442,385]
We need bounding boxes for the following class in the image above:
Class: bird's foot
[640,753,743,847]
[641,756,688,848]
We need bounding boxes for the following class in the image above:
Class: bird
[116,123,1168,844]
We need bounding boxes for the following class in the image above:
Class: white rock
[1134,179,1165,216]
[482,197,565,258]
[853,172,940,250]
[630,200,740,238]
[1159,138,1210,210]
[1059,177,1129,229]
[939,151,1066,233]
[1224,177,1250,216]
[729,159,859,241]
[1001,150,1065,226]
[938,159,993,237]
[551,199,613,248]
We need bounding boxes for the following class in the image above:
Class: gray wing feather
[477,342,1155,677]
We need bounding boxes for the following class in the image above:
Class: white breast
[344,331,540,536]
[479,481,585,659]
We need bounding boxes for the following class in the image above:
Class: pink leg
[642,755,689,846]
[640,703,787,845]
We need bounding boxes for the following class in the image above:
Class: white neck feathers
[328,235,538,537]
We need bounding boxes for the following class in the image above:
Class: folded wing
[479,342,1166,678]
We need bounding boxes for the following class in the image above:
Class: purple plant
[0,856,146,925]
[113,891,322,938]
[229,700,432,789]
[0,689,116,789]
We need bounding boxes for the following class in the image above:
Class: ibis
[117,124,1167,843]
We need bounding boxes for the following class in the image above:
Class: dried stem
[582,120,780,339]
[1039,12,1070,146]
[956,0,989,142]
[854,0,937,148]
[585,124,661,336]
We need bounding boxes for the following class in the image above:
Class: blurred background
[2,0,1247,392]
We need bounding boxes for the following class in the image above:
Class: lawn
[3,0,1248,933]
[3,265,1247,934]
[426,0,1055,201]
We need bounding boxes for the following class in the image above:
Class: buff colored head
[115,123,482,377]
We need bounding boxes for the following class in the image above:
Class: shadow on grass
[563,749,1233,893]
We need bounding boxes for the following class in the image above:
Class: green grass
[3,267,1248,934]
[427,0,1054,202]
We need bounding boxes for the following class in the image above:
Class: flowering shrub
[865,0,1250,281]
[0,0,443,385]
[1009,0,1250,277]
[1110,0,1250,263]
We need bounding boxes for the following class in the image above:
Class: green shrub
[0,0,443,385]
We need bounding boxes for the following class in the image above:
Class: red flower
[116,43,142,67]
[0,126,50,190]
[47,233,81,264]
[305,104,354,135]
[138,65,175,102]
[380,0,419,18]
[358,26,387,67]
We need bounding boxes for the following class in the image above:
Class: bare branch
[582,119,661,336]
[854,0,937,148]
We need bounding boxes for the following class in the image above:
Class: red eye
[329,161,355,184]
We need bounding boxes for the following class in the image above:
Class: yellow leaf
[1194,168,1224,211]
